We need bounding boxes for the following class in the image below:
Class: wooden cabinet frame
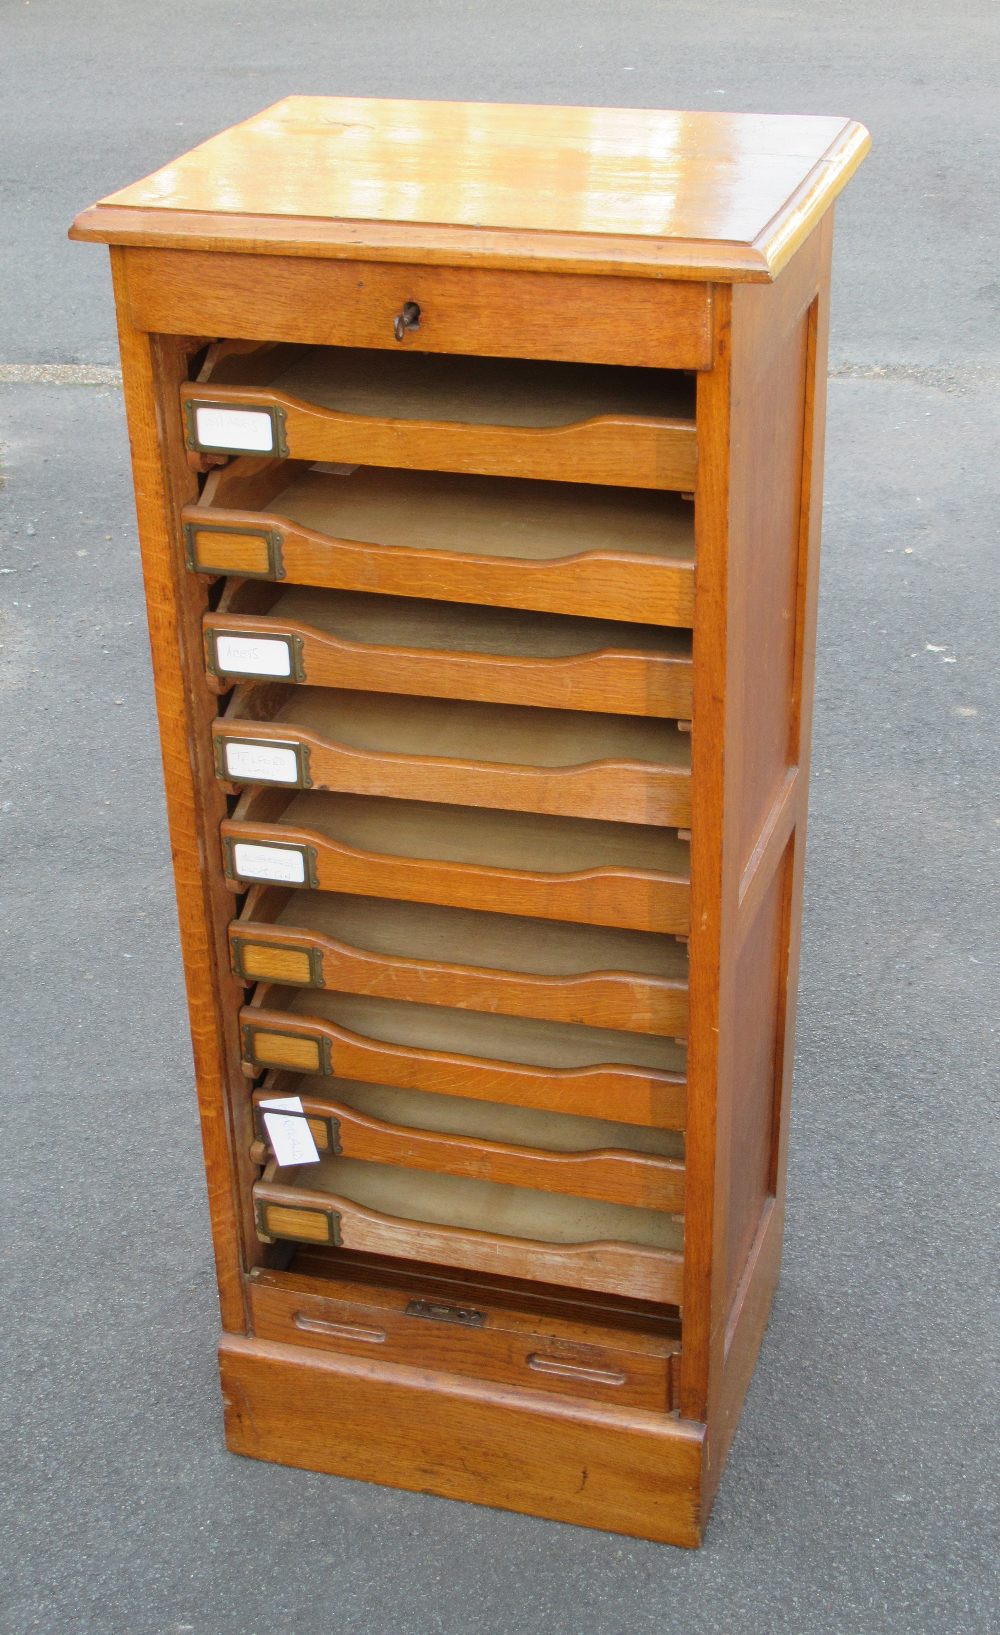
[74,99,867,1546]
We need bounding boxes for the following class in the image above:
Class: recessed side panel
[730,297,811,873]
[724,836,794,1301]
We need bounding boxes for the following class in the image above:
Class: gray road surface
[1,4,997,1632]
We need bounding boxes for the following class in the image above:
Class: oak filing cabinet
[71,98,869,1546]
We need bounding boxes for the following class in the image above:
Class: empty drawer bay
[204,584,693,718]
[181,345,697,490]
[253,1156,683,1303]
[185,464,695,626]
[214,687,692,826]
[221,791,691,934]
[242,987,686,1128]
[255,1075,684,1211]
[232,890,688,1035]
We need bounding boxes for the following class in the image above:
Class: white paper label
[224,740,300,784]
[260,1095,321,1167]
[194,405,275,453]
[214,634,293,678]
[231,842,307,884]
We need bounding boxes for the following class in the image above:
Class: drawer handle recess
[527,1353,627,1387]
[393,301,421,341]
[293,1311,386,1344]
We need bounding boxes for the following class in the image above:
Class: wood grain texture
[254,1156,683,1302]
[220,1336,704,1544]
[203,588,694,719]
[123,249,713,368]
[215,686,693,827]
[680,224,834,1519]
[108,263,255,1330]
[253,1082,685,1210]
[230,888,688,1035]
[71,96,869,283]
[221,793,692,935]
[247,1268,677,1411]
[186,466,696,628]
[180,380,697,491]
[242,986,688,1129]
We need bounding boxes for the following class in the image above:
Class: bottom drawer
[248,1265,679,1411]
[254,1156,683,1304]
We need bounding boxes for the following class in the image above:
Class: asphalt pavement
[1,5,997,1632]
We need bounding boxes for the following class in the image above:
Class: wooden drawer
[254,1077,683,1211]
[213,684,692,828]
[231,888,688,1037]
[253,1156,683,1304]
[185,461,695,629]
[247,1266,679,1412]
[220,790,692,935]
[241,984,686,1129]
[180,344,697,490]
[203,582,694,719]
[125,249,713,371]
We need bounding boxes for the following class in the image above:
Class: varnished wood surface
[72,97,869,283]
[120,249,713,369]
[181,349,698,490]
[200,344,695,426]
[221,1337,703,1544]
[254,1156,683,1303]
[247,1268,677,1411]
[242,985,687,1129]
[254,1081,684,1211]
[188,464,696,628]
[216,685,693,827]
[108,299,255,1329]
[231,888,688,1035]
[204,584,694,718]
[221,791,692,935]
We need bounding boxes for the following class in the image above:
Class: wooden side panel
[110,249,261,1327]
[724,840,793,1297]
[220,1335,705,1546]
[681,218,834,1501]
[730,315,810,869]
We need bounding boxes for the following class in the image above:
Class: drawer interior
[216,581,693,664]
[200,464,695,567]
[230,790,690,879]
[251,986,687,1074]
[239,889,687,981]
[198,343,696,429]
[264,1155,683,1252]
[258,1075,684,1159]
[224,685,693,769]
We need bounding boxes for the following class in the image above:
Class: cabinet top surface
[70,96,869,281]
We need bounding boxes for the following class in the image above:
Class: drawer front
[219,815,692,936]
[239,1003,687,1130]
[126,249,713,370]
[186,509,696,628]
[252,1173,683,1305]
[252,1087,685,1212]
[202,610,695,719]
[212,716,693,828]
[181,381,697,492]
[230,918,689,1037]
[247,1277,676,1411]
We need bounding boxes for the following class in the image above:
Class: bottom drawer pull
[527,1353,627,1388]
[293,1311,386,1345]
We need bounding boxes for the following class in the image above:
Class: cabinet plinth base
[219,1334,707,1546]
